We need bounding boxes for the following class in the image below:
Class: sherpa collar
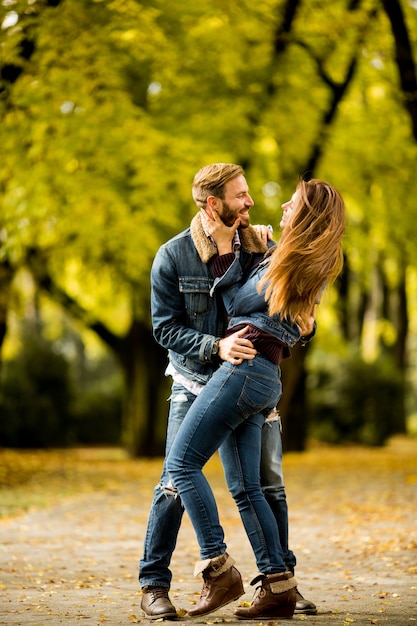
[190,212,268,264]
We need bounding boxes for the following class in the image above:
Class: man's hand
[253,224,273,245]
[218,326,256,364]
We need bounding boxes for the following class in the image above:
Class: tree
[2,0,417,453]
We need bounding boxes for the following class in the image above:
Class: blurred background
[1,0,417,457]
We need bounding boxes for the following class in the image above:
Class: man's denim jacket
[151,213,269,385]
[211,254,315,348]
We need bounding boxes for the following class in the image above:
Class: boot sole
[235,605,295,620]
[142,611,178,620]
[235,612,294,620]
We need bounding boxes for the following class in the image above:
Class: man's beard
[220,200,248,228]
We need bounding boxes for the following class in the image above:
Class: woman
[166,178,345,619]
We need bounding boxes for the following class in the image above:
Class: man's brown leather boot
[188,553,244,616]
[234,571,297,620]
[141,586,177,620]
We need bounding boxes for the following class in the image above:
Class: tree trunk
[381,0,417,141]
[381,261,408,436]
[279,344,309,451]
[120,320,170,457]
[0,261,14,372]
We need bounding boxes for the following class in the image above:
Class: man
[139,163,316,618]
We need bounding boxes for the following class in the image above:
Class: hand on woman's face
[280,189,300,230]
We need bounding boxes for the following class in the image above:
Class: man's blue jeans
[139,382,191,589]
[139,368,295,588]
[260,414,296,571]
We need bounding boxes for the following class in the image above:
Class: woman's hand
[296,305,317,337]
[253,224,274,245]
[201,209,240,255]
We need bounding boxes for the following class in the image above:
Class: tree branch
[27,249,126,356]
[381,0,417,140]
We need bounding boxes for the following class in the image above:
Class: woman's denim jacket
[151,218,268,385]
[211,255,315,348]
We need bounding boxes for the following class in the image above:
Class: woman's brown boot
[234,571,297,620]
[187,552,244,616]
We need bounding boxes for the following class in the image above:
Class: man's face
[217,175,254,228]
[280,190,300,230]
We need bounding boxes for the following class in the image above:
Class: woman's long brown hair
[259,179,345,328]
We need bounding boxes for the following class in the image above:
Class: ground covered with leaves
[0,437,416,625]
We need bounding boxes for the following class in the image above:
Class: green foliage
[68,348,124,446]
[0,330,73,446]
[69,389,122,446]
[1,0,417,449]
[2,0,417,310]
[308,353,405,446]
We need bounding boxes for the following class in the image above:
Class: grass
[0,447,163,519]
[1,436,416,521]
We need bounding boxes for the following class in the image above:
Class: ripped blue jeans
[139,381,193,589]
[139,379,295,589]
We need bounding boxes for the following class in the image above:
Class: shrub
[0,333,72,447]
[308,354,405,446]
[0,331,123,447]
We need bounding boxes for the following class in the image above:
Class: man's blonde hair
[192,163,244,209]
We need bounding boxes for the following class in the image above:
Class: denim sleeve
[219,261,270,318]
[209,256,244,317]
[209,256,271,319]
[151,246,216,362]
[231,270,268,317]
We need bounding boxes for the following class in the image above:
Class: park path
[0,438,416,625]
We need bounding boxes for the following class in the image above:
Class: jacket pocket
[179,277,213,317]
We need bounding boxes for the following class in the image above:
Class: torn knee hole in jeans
[264,408,282,431]
[160,480,179,498]
[170,393,189,403]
